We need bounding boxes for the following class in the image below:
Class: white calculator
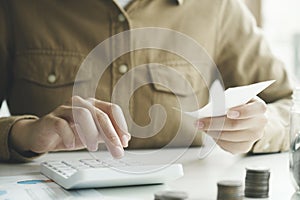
[40,158,184,189]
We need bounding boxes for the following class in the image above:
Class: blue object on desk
[0,190,7,196]
[17,180,52,185]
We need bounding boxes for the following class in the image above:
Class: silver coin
[154,190,188,200]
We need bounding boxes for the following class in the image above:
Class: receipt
[183,80,275,118]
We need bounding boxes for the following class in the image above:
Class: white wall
[262,0,300,83]
[0,101,10,117]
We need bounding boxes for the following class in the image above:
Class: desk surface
[0,146,296,200]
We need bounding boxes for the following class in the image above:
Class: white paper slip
[183,80,275,118]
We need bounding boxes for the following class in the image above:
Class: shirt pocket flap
[148,61,205,96]
[14,54,91,87]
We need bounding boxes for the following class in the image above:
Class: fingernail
[66,143,74,149]
[228,111,240,119]
[111,146,124,159]
[88,144,98,152]
[195,121,204,129]
[65,138,75,149]
[121,135,130,147]
[70,139,75,149]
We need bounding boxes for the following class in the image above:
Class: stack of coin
[217,180,243,200]
[244,167,270,198]
[154,190,188,200]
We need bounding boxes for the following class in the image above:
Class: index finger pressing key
[94,110,125,159]
[87,99,131,147]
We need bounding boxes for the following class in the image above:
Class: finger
[46,115,75,149]
[70,123,88,148]
[206,129,264,143]
[94,109,125,158]
[54,126,87,151]
[54,103,99,152]
[73,107,99,151]
[87,98,131,147]
[227,97,267,119]
[214,139,255,154]
[72,96,124,158]
[195,117,255,131]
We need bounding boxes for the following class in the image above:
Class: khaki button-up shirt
[0,0,293,162]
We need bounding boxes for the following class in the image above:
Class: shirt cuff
[251,105,289,154]
[0,115,42,162]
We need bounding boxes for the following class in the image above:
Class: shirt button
[118,13,126,22]
[48,74,57,83]
[118,64,128,74]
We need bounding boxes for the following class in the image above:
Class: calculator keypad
[42,159,140,178]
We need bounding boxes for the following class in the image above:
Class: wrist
[9,119,37,154]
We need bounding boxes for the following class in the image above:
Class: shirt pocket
[14,52,91,87]
[147,60,209,111]
[10,51,92,116]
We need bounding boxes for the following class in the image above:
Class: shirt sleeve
[0,1,41,162]
[0,116,41,162]
[0,1,9,104]
[215,0,293,153]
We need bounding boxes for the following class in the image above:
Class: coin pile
[244,167,270,198]
[217,180,243,200]
[154,190,189,200]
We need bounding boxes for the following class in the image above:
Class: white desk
[0,146,296,200]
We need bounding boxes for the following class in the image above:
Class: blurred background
[1,0,299,117]
[244,0,300,82]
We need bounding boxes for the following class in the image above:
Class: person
[0,0,293,162]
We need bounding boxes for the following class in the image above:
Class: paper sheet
[0,174,141,200]
[0,174,131,200]
[0,174,103,200]
[183,80,275,118]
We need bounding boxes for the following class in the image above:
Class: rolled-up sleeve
[0,116,39,162]
[216,0,293,153]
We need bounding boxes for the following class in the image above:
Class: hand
[195,97,268,154]
[10,96,131,159]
